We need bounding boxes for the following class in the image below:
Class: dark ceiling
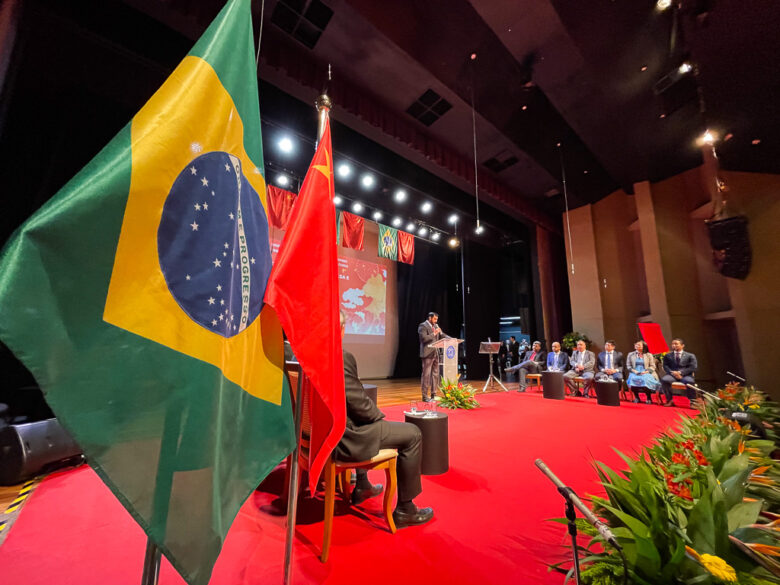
[5,0,780,244]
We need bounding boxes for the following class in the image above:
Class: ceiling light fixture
[278,137,294,153]
[406,222,416,232]
[337,163,352,178]
[678,62,693,75]
[448,213,459,225]
[391,217,402,227]
[372,210,383,221]
[752,139,761,145]
[276,174,289,187]
[699,130,716,146]
[394,189,407,202]
[448,237,460,248]
[333,195,343,206]
[421,201,433,213]
[418,226,428,236]
[431,232,441,241]
[475,224,485,235]
[361,174,375,189]
[352,201,363,213]
[656,0,672,11]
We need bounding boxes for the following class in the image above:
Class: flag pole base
[141,538,161,585]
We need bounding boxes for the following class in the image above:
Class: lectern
[430,338,464,383]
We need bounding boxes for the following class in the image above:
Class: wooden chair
[284,367,398,562]
[571,376,586,396]
[525,373,542,392]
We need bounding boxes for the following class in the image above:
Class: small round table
[594,380,621,407]
[403,412,449,475]
[542,371,565,400]
[362,384,378,405]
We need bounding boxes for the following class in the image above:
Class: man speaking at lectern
[418,311,447,402]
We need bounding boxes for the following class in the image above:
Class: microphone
[535,459,621,550]
[686,383,718,400]
[727,371,746,382]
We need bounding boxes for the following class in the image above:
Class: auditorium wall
[564,167,780,398]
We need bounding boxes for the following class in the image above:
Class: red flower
[671,453,690,466]
[680,440,696,450]
[692,450,708,466]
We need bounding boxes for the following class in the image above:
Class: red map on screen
[270,238,386,336]
[338,257,387,336]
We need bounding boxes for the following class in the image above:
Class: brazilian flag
[378,223,398,260]
[0,1,294,584]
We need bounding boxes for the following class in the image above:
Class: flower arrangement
[562,331,592,351]
[437,377,480,410]
[551,383,780,584]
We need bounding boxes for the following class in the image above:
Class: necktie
[675,352,681,366]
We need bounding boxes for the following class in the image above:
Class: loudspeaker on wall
[707,216,751,280]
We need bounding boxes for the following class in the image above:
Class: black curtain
[393,240,460,378]
[462,238,502,380]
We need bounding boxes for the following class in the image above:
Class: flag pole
[282,88,333,585]
[141,538,162,585]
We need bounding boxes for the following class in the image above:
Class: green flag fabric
[0,1,294,584]
[377,223,399,260]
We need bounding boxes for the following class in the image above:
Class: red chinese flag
[266,185,297,229]
[339,211,365,250]
[264,118,345,494]
[398,230,415,264]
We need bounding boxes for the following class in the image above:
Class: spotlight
[475,224,485,235]
[337,163,352,178]
[391,217,402,227]
[352,201,363,213]
[752,139,761,145]
[372,211,383,221]
[448,214,459,225]
[431,232,441,241]
[278,137,294,154]
[406,222,416,232]
[333,195,343,206]
[394,189,407,202]
[656,0,671,10]
[418,226,428,236]
[421,201,433,213]
[276,174,289,187]
[448,237,460,248]
[698,130,716,146]
[678,62,693,75]
[361,174,375,189]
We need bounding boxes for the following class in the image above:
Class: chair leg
[383,460,397,533]
[321,462,336,562]
[340,469,352,504]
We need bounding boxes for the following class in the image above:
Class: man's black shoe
[351,483,383,506]
[517,388,526,393]
[392,506,434,528]
[422,397,432,403]
[662,400,674,407]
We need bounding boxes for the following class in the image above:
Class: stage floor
[365,376,518,409]
[0,388,691,585]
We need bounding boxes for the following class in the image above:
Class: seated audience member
[546,341,569,372]
[505,341,546,392]
[625,340,660,404]
[564,340,595,397]
[335,312,434,528]
[660,338,698,408]
[595,340,624,383]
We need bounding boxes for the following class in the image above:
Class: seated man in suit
[336,312,434,528]
[660,337,698,408]
[595,340,624,383]
[505,340,546,392]
[564,340,596,396]
[546,341,569,372]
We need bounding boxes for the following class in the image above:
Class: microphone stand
[535,459,627,585]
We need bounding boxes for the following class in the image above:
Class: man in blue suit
[660,338,698,407]
[546,341,569,372]
[595,340,624,383]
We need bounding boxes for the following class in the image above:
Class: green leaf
[727,500,763,532]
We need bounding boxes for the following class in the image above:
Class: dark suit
[595,351,624,382]
[546,351,569,372]
[661,351,698,402]
[418,320,443,400]
[506,348,547,390]
[335,351,422,502]
[508,340,521,366]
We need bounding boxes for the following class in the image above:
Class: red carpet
[1,391,689,585]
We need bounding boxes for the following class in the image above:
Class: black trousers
[355,420,423,503]
[420,353,439,400]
